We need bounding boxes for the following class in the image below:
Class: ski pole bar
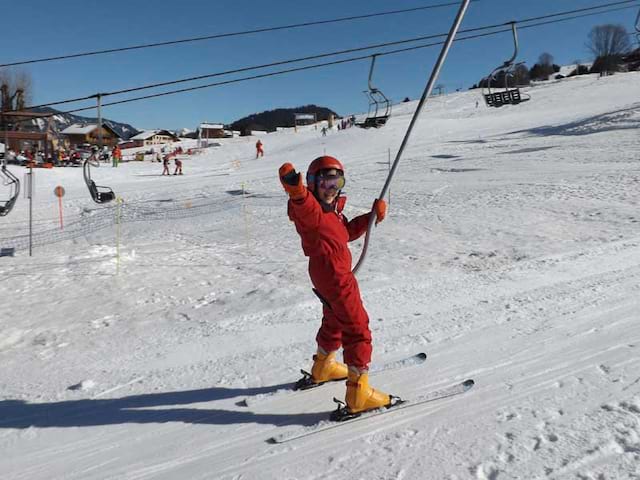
[353,0,471,275]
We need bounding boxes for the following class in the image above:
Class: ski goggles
[316,172,345,190]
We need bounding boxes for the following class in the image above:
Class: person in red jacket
[256,139,264,158]
[279,155,389,415]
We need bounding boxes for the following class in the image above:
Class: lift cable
[12,1,640,123]
[22,0,640,113]
[0,1,475,68]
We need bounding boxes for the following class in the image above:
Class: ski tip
[462,379,475,389]
[416,352,427,360]
[266,437,279,444]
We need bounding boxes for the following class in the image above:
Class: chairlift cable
[21,0,640,112]
[57,4,640,115]
[0,2,473,68]
[11,1,640,124]
[2,0,635,70]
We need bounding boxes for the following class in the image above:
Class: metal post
[25,166,33,256]
[352,0,471,275]
[97,93,103,149]
[388,148,391,205]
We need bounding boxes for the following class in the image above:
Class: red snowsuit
[287,191,375,370]
[256,140,264,158]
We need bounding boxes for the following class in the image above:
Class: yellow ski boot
[311,350,348,383]
[345,368,391,415]
[294,350,347,390]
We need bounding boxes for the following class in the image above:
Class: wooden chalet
[129,130,178,147]
[61,123,121,149]
[198,122,225,140]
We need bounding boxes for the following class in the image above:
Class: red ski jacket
[287,191,372,297]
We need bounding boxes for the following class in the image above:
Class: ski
[266,378,474,444]
[239,352,426,407]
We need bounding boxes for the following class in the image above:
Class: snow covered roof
[130,129,177,140]
[60,123,121,138]
[60,124,98,135]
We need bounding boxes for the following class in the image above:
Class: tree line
[472,23,636,89]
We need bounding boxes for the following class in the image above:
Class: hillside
[229,104,339,132]
[1,72,640,480]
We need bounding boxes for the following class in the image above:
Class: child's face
[316,168,343,205]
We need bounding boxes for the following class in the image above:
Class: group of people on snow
[162,154,183,175]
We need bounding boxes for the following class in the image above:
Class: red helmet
[306,155,344,192]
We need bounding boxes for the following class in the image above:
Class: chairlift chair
[483,22,530,108]
[83,156,115,204]
[359,55,391,128]
[0,165,20,217]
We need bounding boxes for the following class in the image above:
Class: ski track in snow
[1,73,640,479]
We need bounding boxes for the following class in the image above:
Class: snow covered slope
[1,73,640,479]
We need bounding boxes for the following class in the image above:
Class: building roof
[130,129,178,140]
[60,123,121,138]
[61,124,98,135]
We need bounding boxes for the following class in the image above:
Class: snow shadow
[0,385,326,429]
[430,167,484,173]
[498,146,557,155]
[447,139,488,144]
[430,154,461,159]
[508,105,640,137]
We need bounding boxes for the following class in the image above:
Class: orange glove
[279,163,306,200]
[373,198,386,225]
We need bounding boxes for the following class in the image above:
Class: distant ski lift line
[0,1,474,68]
[20,0,640,115]
[11,1,640,123]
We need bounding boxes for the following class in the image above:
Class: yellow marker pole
[116,197,123,274]
[242,182,250,251]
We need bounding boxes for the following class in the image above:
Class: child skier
[256,139,264,158]
[173,157,183,175]
[162,155,170,175]
[278,156,390,415]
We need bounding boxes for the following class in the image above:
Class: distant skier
[256,139,264,158]
[112,145,121,167]
[173,157,183,175]
[162,155,171,175]
[278,156,390,416]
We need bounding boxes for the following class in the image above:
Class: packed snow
[1,72,639,479]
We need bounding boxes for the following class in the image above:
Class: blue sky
[3,0,637,130]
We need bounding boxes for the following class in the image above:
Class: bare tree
[0,68,33,111]
[538,52,554,67]
[513,64,530,86]
[587,24,631,58]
